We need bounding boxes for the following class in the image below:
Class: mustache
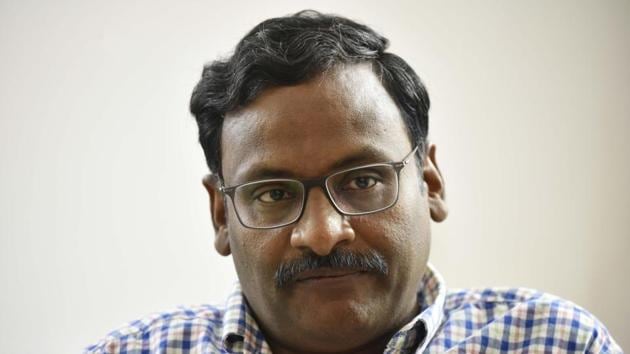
[274,248,389,289]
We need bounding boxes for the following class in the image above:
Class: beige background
[0,0,628,353]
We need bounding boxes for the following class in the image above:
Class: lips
[294,268,363,282]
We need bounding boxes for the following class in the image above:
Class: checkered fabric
[85,265,622,353]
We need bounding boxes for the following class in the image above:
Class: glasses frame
[220,145,419,229]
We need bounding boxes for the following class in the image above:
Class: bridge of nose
[289,187,356,256]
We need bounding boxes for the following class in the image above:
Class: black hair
[190,10,430,176]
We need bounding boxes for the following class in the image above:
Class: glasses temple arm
[402,145,420,165]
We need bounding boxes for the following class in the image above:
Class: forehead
[221,64,412,185]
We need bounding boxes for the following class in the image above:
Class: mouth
[295,268,365,283]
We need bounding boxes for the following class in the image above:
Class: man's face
[208,64,444,352]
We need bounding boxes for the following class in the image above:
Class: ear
[202,174,231,256]
[422,144,448,222]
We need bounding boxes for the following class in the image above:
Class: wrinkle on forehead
[221,64,410,185]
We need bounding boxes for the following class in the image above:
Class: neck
[267,300,421,354]
[270,331,392,354]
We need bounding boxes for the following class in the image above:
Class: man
[87,10,621,354]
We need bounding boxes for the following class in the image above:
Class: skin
[203,63,447,354]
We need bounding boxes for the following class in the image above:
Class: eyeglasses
[220,146,419,229]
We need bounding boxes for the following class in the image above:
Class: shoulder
[84,303,227,353]
[431,287,622,353]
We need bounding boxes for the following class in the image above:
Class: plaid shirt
[85,265,622,353]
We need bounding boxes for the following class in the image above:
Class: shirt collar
[221,263,446,353]
[384,263,446,353]
[221,283,270,353]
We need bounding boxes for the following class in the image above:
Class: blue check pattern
[85,265,622,353]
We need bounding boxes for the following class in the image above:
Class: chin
[292,296,383,342]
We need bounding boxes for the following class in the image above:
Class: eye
[344,176,379,190]
[255,188,295,203]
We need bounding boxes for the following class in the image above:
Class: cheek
[350,189,430,270]
[226,208,289,287]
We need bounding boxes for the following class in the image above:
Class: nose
[290,187,356,256]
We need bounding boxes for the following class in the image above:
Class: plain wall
[0,0,628,352]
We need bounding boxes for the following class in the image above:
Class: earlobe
[214,227,231,256]
[202,174,231,256]
[423,144,448,222]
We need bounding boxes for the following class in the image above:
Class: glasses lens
[233,179,305,228]
[326,164,399,214]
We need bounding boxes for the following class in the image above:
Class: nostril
[289,206,356,256]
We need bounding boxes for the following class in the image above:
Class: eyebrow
[233,146,394,185]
